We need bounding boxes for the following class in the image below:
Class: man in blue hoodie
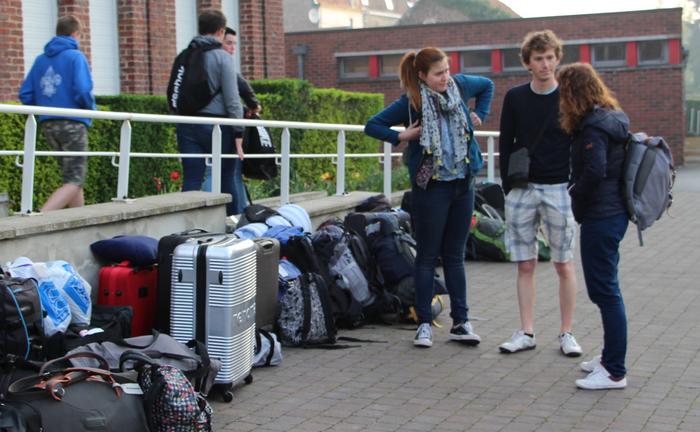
[19,15,95,212]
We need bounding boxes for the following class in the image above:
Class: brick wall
[58,0,91,64]
[198,0,222,10]
[239,0,285,79]
[118,0,150,94]
[117,0,176,95]
[285,8,686,164]
[2,0,282,101]
[149,1,177,96]
[0,0,24,102]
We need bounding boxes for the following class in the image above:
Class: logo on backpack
[167,40,222,115]
[623,132,676,246]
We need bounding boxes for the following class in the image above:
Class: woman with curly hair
[558,62,630,390]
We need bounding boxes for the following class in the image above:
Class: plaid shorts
[42,120,88,186]
[505,183,577,263]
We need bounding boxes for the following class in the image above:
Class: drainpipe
[292,44,308,80]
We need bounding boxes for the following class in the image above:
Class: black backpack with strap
[167,40,221,115]
[0,276,43,361]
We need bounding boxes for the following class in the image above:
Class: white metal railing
[0,104,499,215]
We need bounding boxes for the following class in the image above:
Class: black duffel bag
[242,114,278,180]
[4,352,149,432]
[42,305,134,360]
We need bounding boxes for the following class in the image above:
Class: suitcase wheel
[244,374,253,385]
[222,391,234,403]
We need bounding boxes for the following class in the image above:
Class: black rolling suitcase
[252,237,280,328]
[155,229,217,333]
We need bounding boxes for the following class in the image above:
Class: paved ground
[211,165,700,432]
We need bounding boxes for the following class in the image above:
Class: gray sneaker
[559,332,582,357]
[499,330,536,353]
[414,323,433,348]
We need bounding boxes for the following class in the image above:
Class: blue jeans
[412,178,474,325]
[176,123,239,215]
[201,159,248,214]
[580,212,629,378]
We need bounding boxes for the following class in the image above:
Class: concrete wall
[0,192,229,291]
[0,189,403,328]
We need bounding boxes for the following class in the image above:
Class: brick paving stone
[207,186,700,431]
[642,423,681,432]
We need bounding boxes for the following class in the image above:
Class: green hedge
[0,80,408,213]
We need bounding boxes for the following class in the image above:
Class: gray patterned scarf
[419,78,470,175]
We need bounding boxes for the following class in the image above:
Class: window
[339,56,369,78]
[380,54,402,77]
[560,45,580,65]
[638,40,668,65]
[22,0,57,76]
[222,0,241,73]
[176,0,197,54]
[89,0,120,95]
[461,50,491,73]
[592,42,626,67]
[501,48,522,71]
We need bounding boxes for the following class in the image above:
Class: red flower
[169,171,180,181]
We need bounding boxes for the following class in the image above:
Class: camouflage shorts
[42,120,88,186]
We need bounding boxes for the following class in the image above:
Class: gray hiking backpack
[311,224,373,306]
[622,132,676,246]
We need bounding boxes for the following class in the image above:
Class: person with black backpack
[364,47,494,348]
[559,63,631,390]
[201,26,262,196]
[167,9,244,216]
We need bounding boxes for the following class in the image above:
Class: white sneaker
[559,332,582,357]
[580,354,602,373]
[449,321,481,346]
[414,323,433,348]
[499,330,536,353]
[575,364,627,390]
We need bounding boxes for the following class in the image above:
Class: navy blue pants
[411,178,474,325]
[580,212,629,378]
[176,123,241,215]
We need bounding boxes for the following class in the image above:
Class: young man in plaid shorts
[19,15,95,212]
[497,30,582,357]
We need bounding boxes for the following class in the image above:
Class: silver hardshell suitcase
[170,234,257,402]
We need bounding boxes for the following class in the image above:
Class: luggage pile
[0,228,271,430]
[3,188,524,430]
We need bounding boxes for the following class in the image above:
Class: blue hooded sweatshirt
[19,35,95,126]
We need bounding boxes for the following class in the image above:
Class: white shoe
[580,354,602,373]
[576,364,627,390]
[414,323,433,348]
[499,330,536,353]
[449,321,481,345]
[559,332,582,357]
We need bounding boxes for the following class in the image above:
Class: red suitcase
[98,261,157,336]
